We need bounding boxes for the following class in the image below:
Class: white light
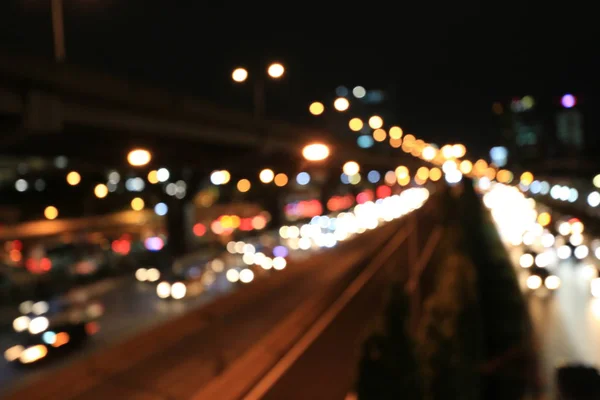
[171,282,186,299]
[157,168,170,182]
[535,252,551,268]
[526,275,542,290]
[558,222,571,236]
[19,301,33,314]
[588,192,600,207]
[147,268,160,282]
[445,169,462,184]
[519,253,534,268]
[154,202,168,216]
[156,282,171,298]
[592,278,600,297]
[575,245,589,260]
[32,301,49,315]
[15,179,28,192]
[12,316,30,332]
[352,86,366,98]
[583,265,599,280]
[239,268,254,283]
[557,245,571,260]
[226,269,240,282]
[135,268,148,281]
[591,278,600,297]
[541,233,555,248]
[545,275,561,290]
[28,316,49,334]
[273,257,287,270]
[569,234,584,246]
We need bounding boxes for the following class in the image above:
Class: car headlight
[170,282,186,300]
[28,316,49,335]
[13,316,30,332]
[135,268,148,281]
[545,275,561,290]
[146,268,160,282]
[156,281,171,298]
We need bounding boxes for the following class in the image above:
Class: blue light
[144,237,164,251]
[357,135,374,148]
[340,173,350,184]
[154,202,168,216]
[336,86,349,97]
[273,246,288,258]
[42,331,56,344]
[296,172,310,185]
[367,170,380,183]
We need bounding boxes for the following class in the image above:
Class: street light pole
[253,76,265,124]
[51,0,66,62]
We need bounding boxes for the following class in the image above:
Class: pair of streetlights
[231,62,285,122]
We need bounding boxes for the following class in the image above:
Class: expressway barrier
[3,196,425,400]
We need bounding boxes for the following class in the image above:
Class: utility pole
[51,0,66,62]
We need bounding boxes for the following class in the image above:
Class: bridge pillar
[165,196,196,262]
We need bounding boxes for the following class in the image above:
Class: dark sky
[0,1,597,152]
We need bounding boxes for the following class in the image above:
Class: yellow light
[131,197,144,211]
[416,167,429,180]
[496,169,513,183]
[395,166,409,179]
[398,175,410,186]
[94,184,108,199]
[372,129,386,142]
[441,145,454,159]
[389,138,402,148]
[44,206,58,220]
[267,63,285,79]
[538,212,551,227]
[309,102,324,116]
[127,149,151,167]
[520,171,534,185]
[302,143,330,161]
[274,173,288,187]
[343,161,360,176]
[259,169,274,183]
[389,126,403,139]
[237,179,251,193]
[147,170,158,184]
[429,167,442,181]
[422,146,436,161]
[368,116,383,129]
[232,67,248,82]
[333,97,349,111]
[349,118,363,132]
[66,171,81,186]
[220,170,231,184]
[459,160,473,174]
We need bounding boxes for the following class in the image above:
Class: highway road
[0,274,235,397]
[1,214,407,400]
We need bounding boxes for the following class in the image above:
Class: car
[525,266,561,292]
[4,298,103,365]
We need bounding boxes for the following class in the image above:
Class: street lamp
[302,143,330,162]
[127,149,151,167]
[231,62,286,123]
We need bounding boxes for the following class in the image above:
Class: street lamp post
[51,0,66,62]
[231,62,285,125]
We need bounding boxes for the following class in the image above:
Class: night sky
[0,1,597,153]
